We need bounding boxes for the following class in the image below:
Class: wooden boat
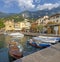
[8,41,23,59]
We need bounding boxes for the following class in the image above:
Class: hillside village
[0,13,60,35]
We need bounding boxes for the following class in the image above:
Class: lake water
[0,34,41,62]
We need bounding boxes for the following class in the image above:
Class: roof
[49,13,60,18]
[45,22,60,27]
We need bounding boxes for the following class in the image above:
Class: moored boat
[36,43,50,48]
[8,32,24,38]
[8,41,23,60]
[27,39,50,48]
[33,36,60,44]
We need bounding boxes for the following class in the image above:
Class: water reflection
[0,34,6,48]
[0,35,40,56]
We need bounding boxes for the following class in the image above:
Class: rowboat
[8,41,23,60]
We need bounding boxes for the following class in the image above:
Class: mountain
[20,6,60,19]
[0,12,15,18]
[0,6,60,19]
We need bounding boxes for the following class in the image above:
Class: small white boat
[33,36,60,44]
[3,32,8,35]
[9,32,24,38]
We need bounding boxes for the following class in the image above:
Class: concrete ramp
[14,43,60,62]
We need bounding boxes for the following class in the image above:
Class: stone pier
[14,43,60,62]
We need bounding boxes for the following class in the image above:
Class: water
[0,34,41,62]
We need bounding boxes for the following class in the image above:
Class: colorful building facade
[4,19,31,31]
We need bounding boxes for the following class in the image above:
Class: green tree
[0,21,5,29]
[37,24,43,33]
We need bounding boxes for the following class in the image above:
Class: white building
[36,15,49,25]
[49,14,60,23]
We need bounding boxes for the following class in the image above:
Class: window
[41,20,43,24]
[51,17,55,19]
[9,26,11,27]
[56,15,59,18]
[56,20,58,22]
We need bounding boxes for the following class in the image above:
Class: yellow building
[20,20,31,32]
[4,20,14,31]
[14,22,21,30]
[4,19,31,31]
[20,22,25,29]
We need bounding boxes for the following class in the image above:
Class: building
[4,20,14,31]
[47,24,60,35]
[46,14,60,35]
[4,19,31,32]
[23,20,31,30]
[36,14,60,25]
[49,14,60,23]
[14,22,21,31]
[43,16,49,25]
[36,15,49,25]
[36,17,43,25]
[20,19,31,32]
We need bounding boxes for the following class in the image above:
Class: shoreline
[21,32,60,37]
[0,30,60,37]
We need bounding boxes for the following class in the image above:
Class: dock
[22,32,40,36]
[21,32,60,37]
[14,43,60,62]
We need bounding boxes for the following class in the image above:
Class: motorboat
[9,41,23,59]
[27,39,50,48]
[33,36,60,44]
[39,36,60,43]
[8,32,24,38]
[3,32,8,35]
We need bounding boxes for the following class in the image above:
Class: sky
[0,0,60,13]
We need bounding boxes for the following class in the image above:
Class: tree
[30,23,38,32]
[0,21,5,29]
[37,24,43,33]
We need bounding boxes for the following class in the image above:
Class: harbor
[14,43,60,62]
[0,42,60,62]
[0,32,60,62]
[0,34,42,62]
[0,0,60,62]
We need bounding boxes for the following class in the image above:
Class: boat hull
[9,52,23,62]
[9,46,23,59]
[8,41,23,60]
[33,36,60,43]
[28,41,50,48]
